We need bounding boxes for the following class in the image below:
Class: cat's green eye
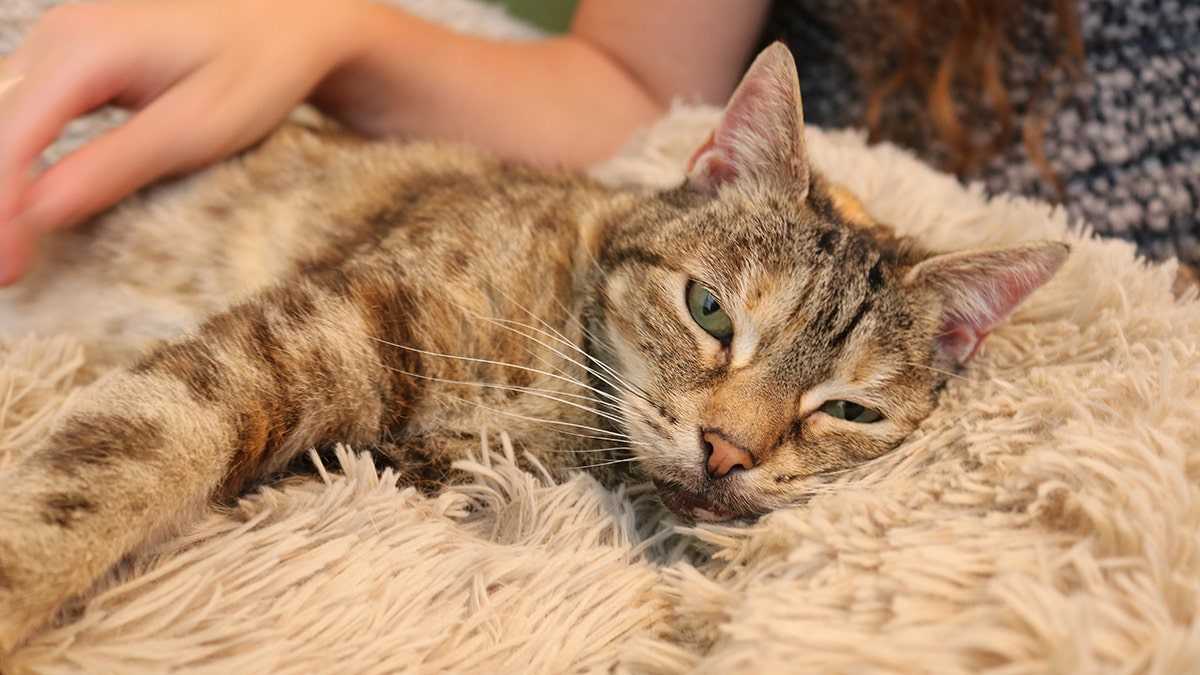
[687,282,733,344]
[820,400,883,424]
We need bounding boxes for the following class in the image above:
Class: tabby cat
[0,44,1066,650]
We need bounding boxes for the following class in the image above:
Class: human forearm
[312,2,667,168]
[0,0,769,283]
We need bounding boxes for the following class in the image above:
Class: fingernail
[0,73,24,98]
[0,248,15,286]
[0,249,32,287]
[0,226,33,286]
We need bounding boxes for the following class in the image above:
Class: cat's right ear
[685,42,811,197]
[905,241,1069,364]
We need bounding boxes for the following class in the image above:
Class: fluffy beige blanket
[3,1,1199,672]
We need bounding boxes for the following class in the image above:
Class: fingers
[14,55,301,238]
[0,59,39,284]
[0,0,334,284]
[0,38,161,221]
[0,72,24,98]
[0,53,141,282]
[0,222,34,286]
[0,58,30,224]
[14,71,231,234]
[0,4,205,283]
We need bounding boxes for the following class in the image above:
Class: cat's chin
[653,479,750,523]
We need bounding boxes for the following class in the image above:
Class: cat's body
[0,45,1066,651]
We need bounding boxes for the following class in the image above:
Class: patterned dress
[761,0,1200,266]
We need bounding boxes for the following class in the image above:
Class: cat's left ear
[686,42,810,197]
[906,241,1069,364]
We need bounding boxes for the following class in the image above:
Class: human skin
[0,0,769,284]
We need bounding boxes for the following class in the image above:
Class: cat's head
[588,43,1067,522]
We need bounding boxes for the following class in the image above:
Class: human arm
[0,0,769,283]
[311,0,771,167]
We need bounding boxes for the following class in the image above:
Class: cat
[0,43,1066,651]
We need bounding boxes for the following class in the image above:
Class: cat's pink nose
[704,432,755,478]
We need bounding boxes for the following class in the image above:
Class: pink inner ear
[941,266,1044,362]
[684,43,808,194]
[685,131,739,188]
[914,242,1069,365]
[938,316,990,364]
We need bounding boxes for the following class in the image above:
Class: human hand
[0,0,354,283]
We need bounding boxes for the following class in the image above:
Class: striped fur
[0,45,1066,650]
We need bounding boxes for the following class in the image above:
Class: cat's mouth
[653,479,745,523]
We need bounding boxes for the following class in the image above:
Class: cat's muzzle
[653,479,747,523]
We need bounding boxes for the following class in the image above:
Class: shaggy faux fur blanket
[3,1,1199,672]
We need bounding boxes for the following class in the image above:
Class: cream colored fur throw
[3,1,1199,672]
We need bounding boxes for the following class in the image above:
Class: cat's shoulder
[246,112,501,182]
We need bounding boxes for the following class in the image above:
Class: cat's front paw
[0,547,63,654]
[0,586,48,656]
[0,493,106,654]
[0,640,32,675]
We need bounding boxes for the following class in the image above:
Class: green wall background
[478,0,579,34]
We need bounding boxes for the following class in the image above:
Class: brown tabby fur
[0,45,1066,651]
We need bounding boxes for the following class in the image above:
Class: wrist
[307,1,434,137]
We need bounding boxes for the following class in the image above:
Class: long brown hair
[856,0,1085,195]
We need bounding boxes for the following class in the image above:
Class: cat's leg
[0,271,420,651]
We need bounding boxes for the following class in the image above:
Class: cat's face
[588,44,1066,522]
[593,184,942,520]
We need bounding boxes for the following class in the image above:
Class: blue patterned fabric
[762,0,1200,265]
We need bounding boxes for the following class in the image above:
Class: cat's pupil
[686,282,734,344]
[820,400,883,423]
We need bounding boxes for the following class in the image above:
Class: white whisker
[431,392,640,448]
[419,384,634,443]
[543,445,641,456]
[467,312,648,404]
[385,363,646,437]
[574,456,643,471]
[895,360,975,382]
[547,292,619,355]
[455,286,653,403]
[368,335,628,408]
